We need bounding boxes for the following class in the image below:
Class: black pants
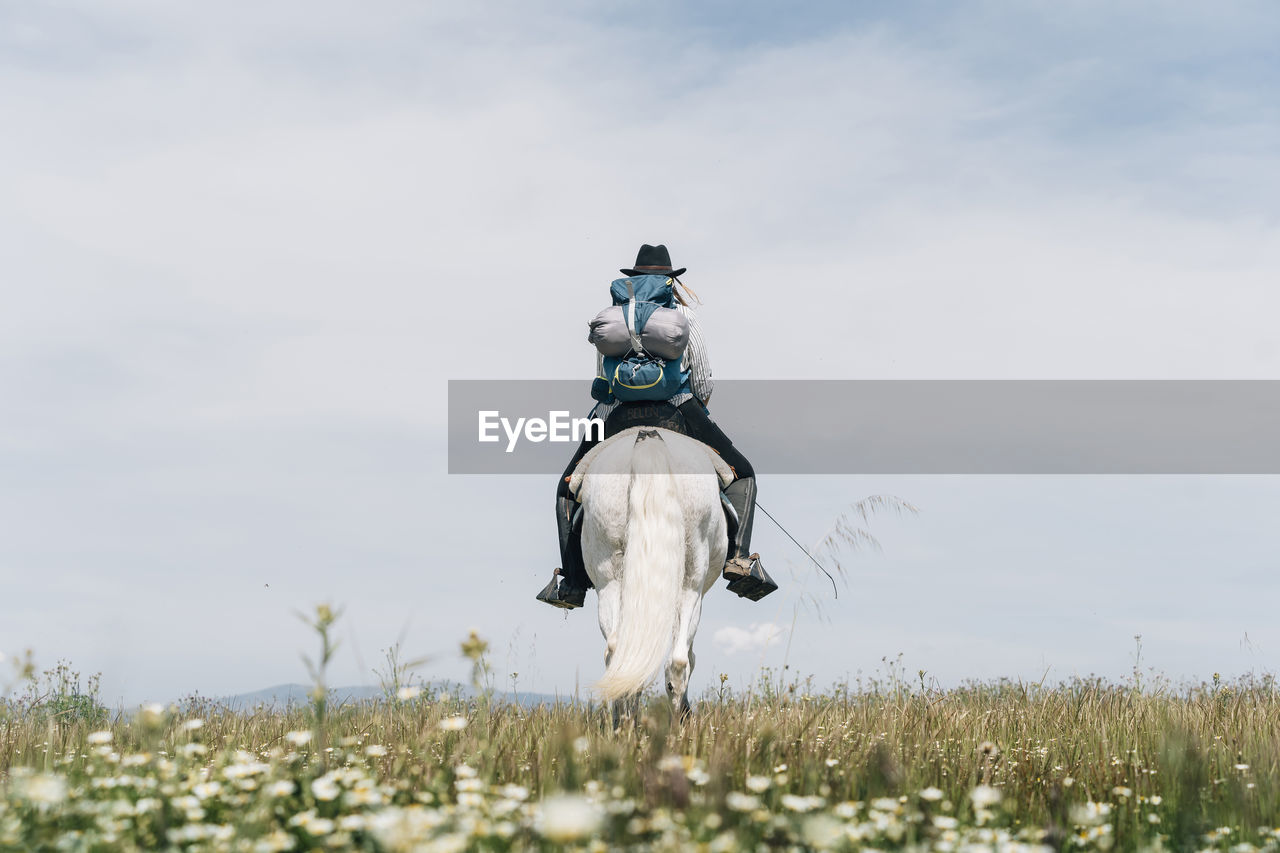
[555,399,753,500]
[675,399,754,479]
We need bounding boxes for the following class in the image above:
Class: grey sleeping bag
[588,305,690,361]
[587,306,632,357]
[638,306,690,360]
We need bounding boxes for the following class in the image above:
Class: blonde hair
[671,277,701,306]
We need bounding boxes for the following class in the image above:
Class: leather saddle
[578,401,740,547]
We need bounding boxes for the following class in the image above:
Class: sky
[2,0,1278,706]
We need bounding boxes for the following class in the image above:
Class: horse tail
[595,433,684,702]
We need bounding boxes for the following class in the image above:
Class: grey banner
[448,380,1280,474]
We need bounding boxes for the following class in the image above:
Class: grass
[2,618,1279,851]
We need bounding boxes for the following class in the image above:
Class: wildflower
[302,817,335,836]
[440,715,468,731]
[871,797,901,812]
[745,775,771,793]
[345,782,385,807]
[454,763,477,778]
[824,758,840,767]
[1112,786,1133,799]
[1205,827,1233,843]
[285,730,312,746]
[920,786,944,801]
[978,740,999,758]
[169,825,230,843]
[782,794,825,812]
[266,780,297,798]
[87,731,113,746]
[396,685,422,700]
[193,781,222,799]
[499,784,530,801]
[688,766,711,786]
[834,801,860,818]
[934,815,959,829]
[710,832,738,853]
[14,773,67,806]
[426,833,467,853]
[311,775,341,801]
[573,735,590,754]
[1235,763,1251,771]
[139,703,168,728]
[365,744,388,757]
[225,761,270,781]
[461,628,489,659]
[181,743,207,758]
[253,830,298,852]
[539,794,603,842]
[726,792,760,812]
[338,815,366,831]
[801,814,844,848]
[314,603,335,627]
[971,785,1002,808]
[1070,801,1112,826]
[773,763,788,772]
[182,718,205,731]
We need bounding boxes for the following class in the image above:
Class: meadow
[2,613,1279,852]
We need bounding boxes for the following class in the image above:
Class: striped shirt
[593,303,713,420]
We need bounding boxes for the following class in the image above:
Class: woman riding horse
[538,243,778,609]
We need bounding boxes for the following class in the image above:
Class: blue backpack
[591,276,690,404]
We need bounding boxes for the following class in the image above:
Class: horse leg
[596,579,621,667]
[593,580,633,728]
[665,589,705,722]
[611,693,642,730]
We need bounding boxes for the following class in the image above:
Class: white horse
[569,426,730,717]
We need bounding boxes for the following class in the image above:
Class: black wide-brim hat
[620,243,687,278]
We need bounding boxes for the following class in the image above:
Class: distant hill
[220,683,583,710]
[222,684,384,709]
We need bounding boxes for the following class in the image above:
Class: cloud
[714,622,786,656]
[2,0,1280,703]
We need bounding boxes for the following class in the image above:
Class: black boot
[721,477,778,601]
[536,497,590,609]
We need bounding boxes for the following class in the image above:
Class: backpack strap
[625,281,645,355]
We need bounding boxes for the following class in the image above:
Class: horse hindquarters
[594,435,685,703]
[666,477,724,717]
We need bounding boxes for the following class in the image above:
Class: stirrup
[723,554,778,601]
[536,569,586,610]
